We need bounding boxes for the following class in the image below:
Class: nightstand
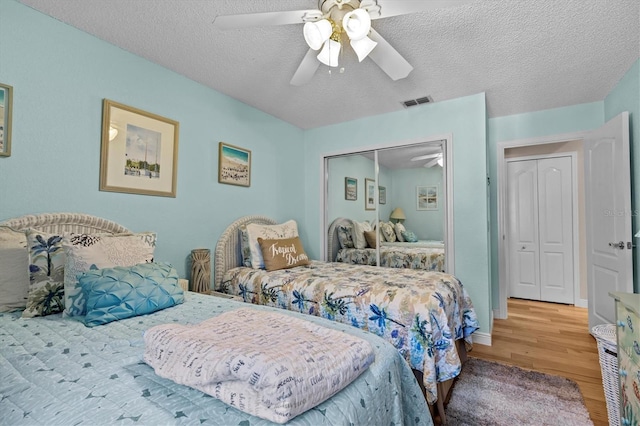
[209,291,243,302]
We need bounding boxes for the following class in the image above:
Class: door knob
[608,241,625,249]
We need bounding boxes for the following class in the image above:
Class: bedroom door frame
[498,131,586,319]
[320,133,455,274]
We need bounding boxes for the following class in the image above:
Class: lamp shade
[303,19,333,50]
[342,8,371,40]
[390,207,406,221]
[350,36,377,62]
[317,39,341,67]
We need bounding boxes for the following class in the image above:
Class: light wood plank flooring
[469,298,609,426]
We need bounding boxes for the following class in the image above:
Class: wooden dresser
[610,292,640,425]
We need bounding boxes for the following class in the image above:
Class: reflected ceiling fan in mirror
[411,152,443,168]
[214,0,472,86]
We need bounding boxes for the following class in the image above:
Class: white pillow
[62,232,156,317]
[394,222,406,242]
[0,226,29,312]
[352,220,372,249]
[246,220,299,269]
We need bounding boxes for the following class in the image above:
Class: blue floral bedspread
[336,246,445,271]
[221,261,479,404]
[0,292,432,425]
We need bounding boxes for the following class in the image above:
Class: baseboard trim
[574,298,588,308]
[472,331,492,346]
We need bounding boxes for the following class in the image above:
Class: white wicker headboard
[327,217,352,262]
[213,215,277,291]
[0,212,130,235]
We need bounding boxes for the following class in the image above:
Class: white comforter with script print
[143,308,375,424]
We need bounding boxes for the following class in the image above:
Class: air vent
[401,95,434,108]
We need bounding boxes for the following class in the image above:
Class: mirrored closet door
[324,138,454,273]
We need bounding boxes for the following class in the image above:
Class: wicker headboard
[327,217,352,262]
[0,212,130,235]
[213,215,277,291]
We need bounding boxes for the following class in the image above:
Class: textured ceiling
[18,0,640,130]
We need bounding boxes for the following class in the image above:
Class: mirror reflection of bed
[325,139,450,272]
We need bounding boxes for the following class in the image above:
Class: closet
[507,156,574,304]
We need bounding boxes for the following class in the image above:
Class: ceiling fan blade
[424,157,441,168]
[411,153,440,161]
[290,49,321,86]
[367,29,413,81]
[370,0,474,20]
[214,9,321,30]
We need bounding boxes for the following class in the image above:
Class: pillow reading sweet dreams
[257,236,310,271]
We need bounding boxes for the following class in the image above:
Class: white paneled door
[585,112,633,328]
[508,156,574,304]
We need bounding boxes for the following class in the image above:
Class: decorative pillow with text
[258,236,310,271]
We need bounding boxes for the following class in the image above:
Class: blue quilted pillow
[79,262,184,327]
[401,230,418,243]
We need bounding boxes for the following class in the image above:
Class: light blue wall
[304,93,492,334]
[0,1,305,280]
[604,59,640,292]
[391,167,444,241]
[327,154,379,224]
[487,102,604,307]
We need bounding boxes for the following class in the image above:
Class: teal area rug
[444,358,594,425]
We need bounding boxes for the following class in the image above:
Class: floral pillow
[394,222,406,242]
[239,225,252,267]
[246,220,298,269]
[379,221,396,242]
[62,232,156,317]
[23,230,66,318]
[337,225,355,249]
[0,226,29,313]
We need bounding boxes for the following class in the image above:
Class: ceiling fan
[411,152,443,168]
[213,0,473,86]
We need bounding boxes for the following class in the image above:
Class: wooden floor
[469,298,609,426]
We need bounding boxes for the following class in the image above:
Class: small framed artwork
[345,177,357,200]
[0,83,13,157]
[365,178,376,210]
[417,186,438,210]
[379,186,386,204]
[218,142,251,187]
[100,99,179,197]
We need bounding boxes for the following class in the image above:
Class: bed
[327,217,446,271]
[0,213,432,425]
[214,215,479,423]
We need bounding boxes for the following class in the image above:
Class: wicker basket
[591,324,619,426]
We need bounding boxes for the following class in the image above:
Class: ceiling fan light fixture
[317,38,341,67]
[342,8,371,40]
[303,19,333,50]
[350,36,377,62]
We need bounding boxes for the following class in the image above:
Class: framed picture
[218,142,251,187]
[379,186,386,204]
[365,178,376,210]
[0,83,13,157]
[417,186,438,210]
[345,177,357,200]
[100,99,179,197]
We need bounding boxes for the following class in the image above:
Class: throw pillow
[23,229,66,318]
[258,236,310,272]
[239,225,252,267]
[63,232,156,317]
[0,226,29,312]
[394,222,406,242]
[337,225,355,249]
[352,220,372,249]
[379,221,396,242]
[80,262,184,327]
[246,220,298,269]
[364,230,378,248]
[401,230,418,243]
